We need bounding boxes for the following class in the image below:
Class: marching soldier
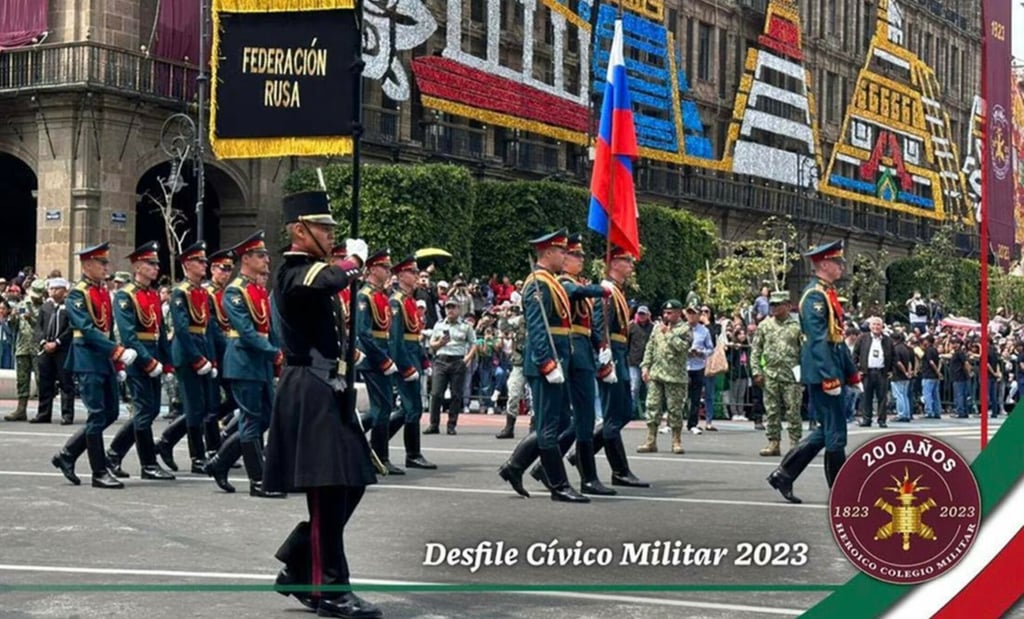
[51,243,140,488]
[204,231,284,497]
[387,255,436,470]
[768,241,861,503]
[155,242,216,474]
[751,291,804,457]
[263,191,381,618]
[105,242,175,480]
[636,300,693,455]
[355,249,402,474]
[527,233,614,495]
[583,245,648,488]
[495,302,527,439]
[205,247,238,449]
[498,229,589,503]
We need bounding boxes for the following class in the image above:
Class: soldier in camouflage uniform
[495,303,527,439]
[4,281,44,421]
[751,291,804,457]
[637,300,693,455]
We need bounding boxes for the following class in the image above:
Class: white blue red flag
[587,18,640,258]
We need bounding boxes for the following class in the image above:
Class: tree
[697,216,801,315]
[846,249,889,314]
[141,158,191,279]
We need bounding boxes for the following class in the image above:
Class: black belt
[867,368,886,373]
[437,354,464,360]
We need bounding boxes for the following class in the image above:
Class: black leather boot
[495,413,516,439]
[823,450,847,488]
[155,415,188,471]
[568,425,605,466]
[576,441,616,495]
[606,436,649,487]
[51,449,81,486]
[498,432,538,498]
[244,441,286,498]
[205,433,241,492]
[316,592,383,618]
[371,423,404,475]
[106,422,135,478]
[136,429,175,480]
[387,410,404,440]
[204,419,222,454]
[539,448,588,503]
[273,522,318,611]
[767,438,820,504]
[186,425,206,473]
[529,431,574,491]
[87,434,123,489]
[404,422,436,469]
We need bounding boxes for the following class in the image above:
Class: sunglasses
[213,264,233,272]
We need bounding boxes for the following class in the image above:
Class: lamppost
[195,0,211,243]
[795,153,819,194]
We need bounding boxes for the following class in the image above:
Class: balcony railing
[504,139,560,174]
[363,105,400,144]
[0,41,197,104]
[424,121,486,160]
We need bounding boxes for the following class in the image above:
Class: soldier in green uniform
[104,242,175,480]
[50,243,141,489]
[386,255,436,470]
[355,249,402,475]
[637,300,693,455]
[155,242,217,474]
[752,291,804,457]
[204,247,238,451]
[768,241,862,503]
[204,231,285,497]
[3,280,43,421]
[498,229,589,503]
[527,233,614,495]
[494,302,527,439]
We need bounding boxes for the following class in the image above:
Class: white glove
[147,364,163,378]
[116,370,127,383]
[849,382,864,394]
[544,364,565,384]
[353,349,365,366]
[597,346,612,366]
[196,360,213,376]
[824,385,842,396]
[211,367,219,379]
[404,370,420,382]
[425,366,433,377]
[345,238,369,265]
[600,280,616,295]
[383,362,398,376]
[601,369,619,384]
[120,348,138,366]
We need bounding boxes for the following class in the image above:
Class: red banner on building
[1013,69,1024,250]
[981,1,1014,267]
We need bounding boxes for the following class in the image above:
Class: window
[718,29,728,99]
[668,8,678,39]
[826,71,837,123]
[949,45,959,95]
[923,33,932,66]
[697,22,712,81]
[470,0,484,23]
[685,18,694,81]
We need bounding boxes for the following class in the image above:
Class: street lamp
[795,153,819,194]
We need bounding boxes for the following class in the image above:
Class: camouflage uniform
[495,312,527,438]
[751,309,804,448]
[641,321,692,430]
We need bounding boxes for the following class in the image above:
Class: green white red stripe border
[801,408,1024,618]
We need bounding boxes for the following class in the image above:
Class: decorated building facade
[0,0,994,280]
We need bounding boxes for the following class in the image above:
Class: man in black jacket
[30,278,74,424]
[853,316,894,427]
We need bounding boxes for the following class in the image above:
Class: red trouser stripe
[310,489,322,595]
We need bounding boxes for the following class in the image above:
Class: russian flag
[587,18,640,259]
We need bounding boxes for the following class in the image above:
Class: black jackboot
[387,410,405,440]
[186,425,207,473]
[605,435,649,487]
[767,438,820,504]
[244,441,285,498]
[87,434,123,489]
[576,441,616,495]
[568,425,605,466]
[404,422,436,469]
[371,423,404,475]
[498,432,539,498]
[156,415,188,471]
[274,521,318,611]
[52,429,86,485]
[106,422,135,478]
[539,448,588,503]
[136,429,174,480]
[495,413,516,439]
[529,431,575,491]
[823,450,847,488]
[204,433,241,492]
[204,419,222,454]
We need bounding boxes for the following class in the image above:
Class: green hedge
[285,164,717,307]
[885,257,979,319]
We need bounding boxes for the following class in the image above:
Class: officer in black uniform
[263,191,381,618]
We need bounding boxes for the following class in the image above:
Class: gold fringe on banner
[213,0,355,12]
[211,136,354,159]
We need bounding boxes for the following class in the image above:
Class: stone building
[0,0,981,283]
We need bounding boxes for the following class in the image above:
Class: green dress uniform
[355,249,403,474]
[498,229,590,503]
[204,231,285,498]
[768,241,861,504]
[387,256,436,470]
[526,234,615,495]
[105,242,175,480]
[155,241,217,474]
[588,246,648,488]
[50,243,136,489]
[751,292,804,454]
[637,300,693,453]
[263,192,381,618]
[204,246,238,450]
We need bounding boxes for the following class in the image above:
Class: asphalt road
[0,400,1016,618]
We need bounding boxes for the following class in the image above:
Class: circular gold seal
[829,433,981,584]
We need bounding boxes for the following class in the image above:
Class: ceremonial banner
[210,0,357,159]
[1014,69,1024,248]
[981,0,1014,266]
